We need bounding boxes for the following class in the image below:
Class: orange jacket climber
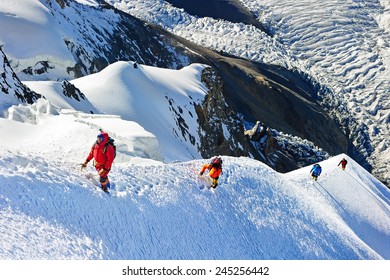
[200,163,222,179]
[200,156,223,188]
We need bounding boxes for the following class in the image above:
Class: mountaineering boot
[100,176,110,193]
[102,183,110,193]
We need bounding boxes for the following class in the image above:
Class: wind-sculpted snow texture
[0,143,389,259]
[1,122,390,260]
[108,0,390,185]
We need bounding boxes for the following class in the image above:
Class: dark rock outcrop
[1,47,41,106]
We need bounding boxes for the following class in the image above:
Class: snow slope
[0,0,75,79]
[1,54,388,260]
[25,61,208,162]
[0,105,389,259]
[1,63,390,260]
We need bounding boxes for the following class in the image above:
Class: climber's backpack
[211,157,222,169]
[104,137,117,159]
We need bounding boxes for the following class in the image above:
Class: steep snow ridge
[2,0,388,184]
[284,155,390,259]
[0,0,73,60]
[0,0,136,80]
[1,76,389,260]
[70,61,208,162]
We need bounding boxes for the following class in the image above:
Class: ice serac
[68,111,163,162]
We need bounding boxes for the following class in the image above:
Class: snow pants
[95,165,111,189]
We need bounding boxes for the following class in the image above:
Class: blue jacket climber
[310,164,322,181]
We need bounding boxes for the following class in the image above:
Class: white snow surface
[107,0,390,187]
[0,0,75,78]
[0,0,120,80]
[0,108,389,259]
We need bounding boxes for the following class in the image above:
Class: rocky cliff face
[0,47,41,112]
[196,66,324,172]
[153,28,342,171]
[196,67,248,158]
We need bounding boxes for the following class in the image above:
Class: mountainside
[0,5,389,260]
[0,0,343,175]
[1,0,389,186]
[165,0,267,32]
[108,0,390,185]
[0,0,191,81]
[0,101,389,259]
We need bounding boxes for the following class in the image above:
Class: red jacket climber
[82,131,115,192]
[338,158,348,171]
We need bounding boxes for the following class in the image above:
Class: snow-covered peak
[0,40,389,261]
[25,61,210,162]
[0,0,191,81]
